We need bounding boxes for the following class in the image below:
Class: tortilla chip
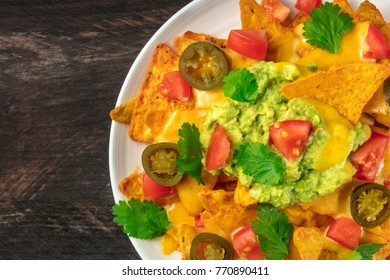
[332,0,355,18]
[239,0,298,62]
[164,224,198,260]
[280,63,390,124]
[375,243,390,260]
[197,189,256,238]
[300,181,356,218]
[380,23,390,42]
[110,98,135,124]
[355,0,385,27]
[173,31,227,55]
[363,84,388,115]
[293,227,351,260]
[128,43,195,142]
[119,171,144,201]
[288,11,311,30]
[234,181,257,206]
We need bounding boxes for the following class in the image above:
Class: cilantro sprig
[253,203,293,260]
[222,68,258,103]
[346,243,385,260]
[176,122,204,184]
[303,3,354,54]
[113,198,170,239]
[234,142,285,185]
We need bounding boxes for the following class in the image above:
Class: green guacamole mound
[201,61,369,208]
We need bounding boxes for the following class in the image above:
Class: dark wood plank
[0,0,191,259]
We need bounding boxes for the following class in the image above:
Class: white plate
[109,0,390,260]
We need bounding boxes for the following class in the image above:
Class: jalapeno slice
[141,142,182,187]
[350,183,390,228]
[179,41,229,91]
[190,232,233,260]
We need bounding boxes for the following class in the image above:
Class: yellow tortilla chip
[128,43,194,142]
[197,189,256,239]
[293,227,351,260]
[332,0,355,18]
[363,84,388,115]
[280,63,390,124]
[239,0,298,62]
[118,171,144,201]
[173,31,227,55]
[109,98,135,124]
[164,224,198,260]
[288,11,311,30]
[380,23,390,42]
[234,181,257,206]
[355,0,385,27]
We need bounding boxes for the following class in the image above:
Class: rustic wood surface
[0,0,191,259]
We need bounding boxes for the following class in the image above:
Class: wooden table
[0,0,191,260]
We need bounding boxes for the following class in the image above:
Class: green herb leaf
[252,203,293,260]
[176,122,204,184]
[346,243,385,260]
[113,198,170,239]
[234,142,285,185]
[303,3,354,54]
[222,68,258,103]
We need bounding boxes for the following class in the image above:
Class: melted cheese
[166,202,195,226]
[307,98,355,171]
[154,109,208,143]
[224,48,258,69]
[193,87,226,109]
[296,22,370,70]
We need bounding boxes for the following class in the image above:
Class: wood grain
[0,0,191,259]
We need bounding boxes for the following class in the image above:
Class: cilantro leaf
[234,142,285,185]
[346,243,385,260]
[113,198,170,239]
[303,3,354,54]
[252,203,293,260]
[222,68,258,103]
[176,122,204,184]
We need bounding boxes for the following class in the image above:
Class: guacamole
[201,62,369,208]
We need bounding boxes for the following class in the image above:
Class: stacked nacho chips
[111,0,390,260]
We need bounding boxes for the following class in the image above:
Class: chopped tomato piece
[232,226,265,260]
[269,120,312,161]
[227,29,268,61]
[325,217,361,250]
[264,0,291,23]
[363,24,390,60]
[194,215,204,228]
[205,124,230,171]
[350,131,389,181]
[142,172,173,201]
[158,71,191,101]
[295,0,321,14]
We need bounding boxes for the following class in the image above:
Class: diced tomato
[158,71,191,101]
[264,0,291,23]
[205,124,231,171]
[227,29,268,61]
[142,172,173,201]
[325,217,361,250]
[269,120,312,161]
[350,131,389,181]
[363,24,390,60]
[194,215,204,228]
[295,0,321,14]
[232,226,265,260]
